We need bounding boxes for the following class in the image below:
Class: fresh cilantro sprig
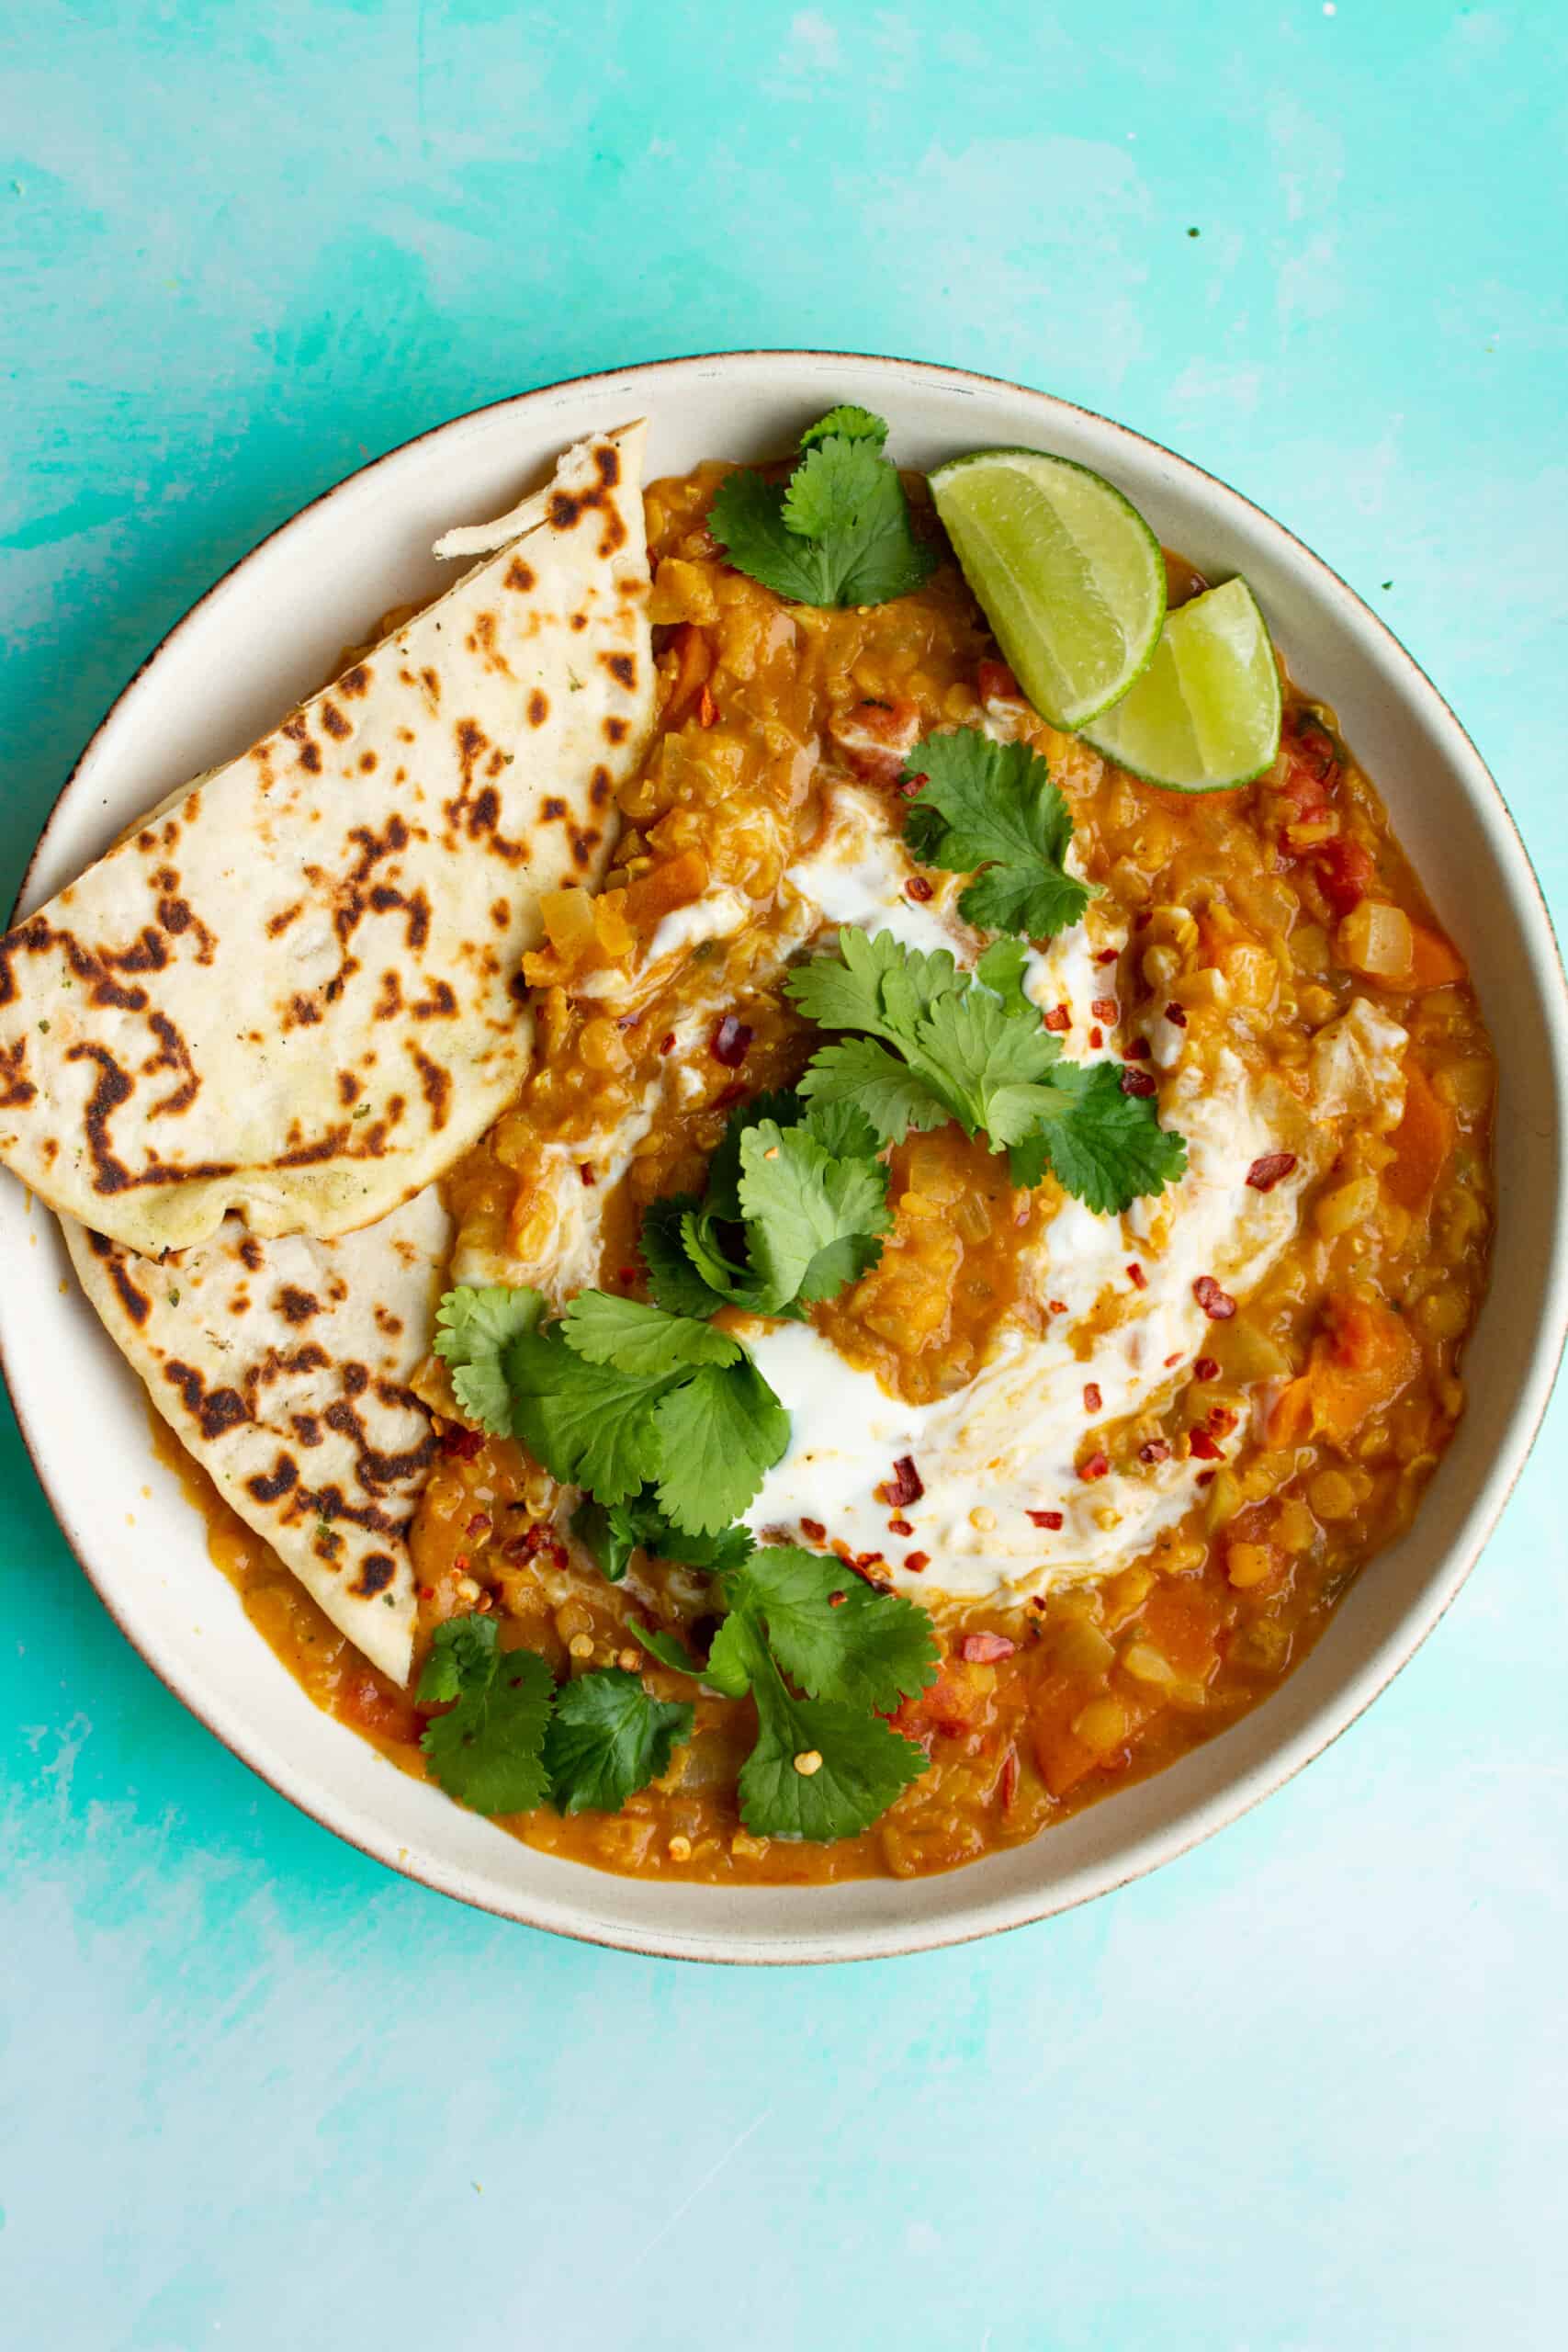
[417,1615,693,1818]
[572,1491,756,1583]
[434,1287,789,1535]
[642,1091,891,1322]
[417,1615,554,1815]
[901,729,1095,941]
[702,1547,937,1840]
[708,408,936,609]
[786,927,1187,1213]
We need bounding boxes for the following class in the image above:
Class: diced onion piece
[1121,1643,1177,1687]
[1337,899,1415,984]
[1071,1697,1130,1756]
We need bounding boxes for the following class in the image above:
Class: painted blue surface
[3,4,1565,2345]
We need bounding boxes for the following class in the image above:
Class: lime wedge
[930,447,1166,730]
[1081,577,1281,792]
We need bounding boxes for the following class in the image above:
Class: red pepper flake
[1091,996,1120,1023]
[829,1589,847,1608]
[710,1014,753,1068]
[897,770,928,799]
[905,875,934,902]
[1078,1452,1110,1483]
[1194,1355,1220,1382]
[1096,946,1120,967]
[1193,1274,1236,1320]
[1048,1297,1068,1315]
[439,1423,484,1460]
[1028,1508,1065,1530]
[1120,1066,1157,1097]
[1043,1003,1071,1033]
[579,1161,596,1186]
[1188,1429,1224,1461]
[1164,1001,1188,1028]
[1164,1351,1183,1368]
[1139,1438,1171,1465]
[1083,1383,1102,1414]
[714,1080,747,1108]
[854,1551,886,1570]
[800,1517,827,1544]
[617,1264,637,1285]
[1089,1025,1104,1049]
[888,1515,913,1537]
[464,1511,492,1541]
[903,1550,930,1574]
[659,1031,677,1055]
[1246,1150,1299,1193]
[1208,1405,1238,1438]
[696,683,717,728]
[999,1747,1020,1809]
[1196,1468,1217,1488]
[885,1453,924,1508]
[1134,910,1153,933]
[418,1584,436,1600]
[960,1631,1017,1663]
[1124,1036,1152,1059]
[1127,1261,1147,1290]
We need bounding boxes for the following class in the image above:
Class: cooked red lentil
[175,458,1494,1883]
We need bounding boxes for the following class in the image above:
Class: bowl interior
[4,351,1564,1962]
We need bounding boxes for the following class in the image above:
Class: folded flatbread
[65,1192,449,1683]
[1,424,652,1257]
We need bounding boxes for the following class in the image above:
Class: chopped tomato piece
[829,696,921,786]
[339,1669,423,1747]
[1313,836,1375,916]
[976,659,1023,703]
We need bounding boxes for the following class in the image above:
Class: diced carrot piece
[1138,1580,1228,1681]
[1384,1061,1452,1210]
[623,847,709,933]
[1304,1294,1420,1439]
[661,621,713,720]
[1405,922,1467,991]
[1267,1375,1314,1450]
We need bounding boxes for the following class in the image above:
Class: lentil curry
[174,440,1494,1885]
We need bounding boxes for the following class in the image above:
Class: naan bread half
[64,1190,451,1684]
[1,423,652,1255]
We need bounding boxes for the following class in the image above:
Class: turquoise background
[4,4,1566,2345]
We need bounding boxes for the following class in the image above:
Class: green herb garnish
[707,408,936,609]
[901,728,1095,941]
[786,926,1187,1212]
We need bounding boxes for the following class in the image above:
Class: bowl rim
[6,345,1566,1964]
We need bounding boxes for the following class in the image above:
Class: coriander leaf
[802,1098,883,1161]
[781,434,888,542]
[795,1036,950,1146]
[419,1619,554,1816]
[653,1358,790,1535]
[562,1291,741,1376]
[504,1325,675,1506]
[737,1120,891,1310]
[1007,1057,1190,1212]
[639,1193,726,1319]
[785,925,962,1042]
[975,933,1035,1017]
[798,405,888,449]
[901,730,1094,941]
[635,1624,720,1681]
[678,1203,754,1306]
[696,1610,756,1700]
[703,1089,806,1223]
[576,1487,757,1581]
[726,1545,938,1713]
[416,1611,500,1706]
[543,1668,693,1815]
[706,469,840,605]
[434,1283,547,1436]
[914,983,1063,1139]
[739,1668,928,1840]
[709,430,935,610]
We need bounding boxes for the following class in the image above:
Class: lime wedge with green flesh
[1081,577,1282,792]
[930,447,1167,730]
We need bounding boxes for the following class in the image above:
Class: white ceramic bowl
[4,352,1564,1963]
